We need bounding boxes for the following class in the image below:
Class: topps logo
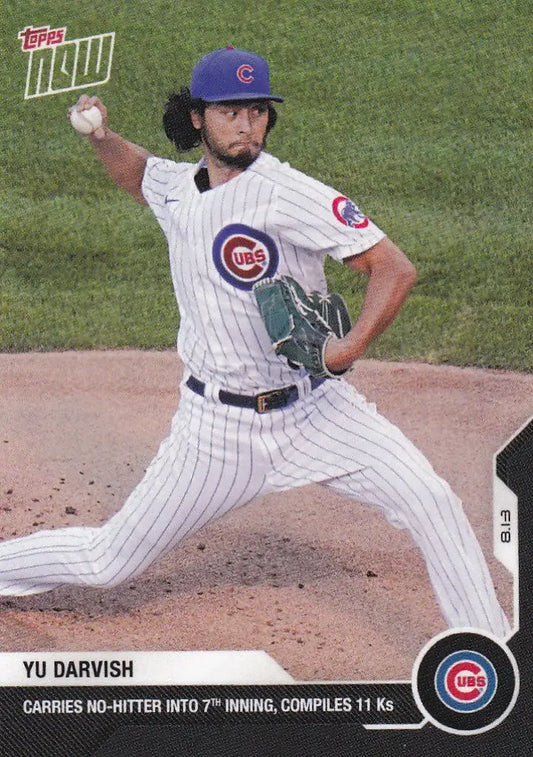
[18,26,67,51]
[18,25,115,99]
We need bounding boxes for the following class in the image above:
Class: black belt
[186,375,326,413]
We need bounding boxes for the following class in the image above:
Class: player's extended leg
[320,396,510,638]
[0,392,266,595]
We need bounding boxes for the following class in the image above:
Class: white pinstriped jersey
[141,151,385,393]
[0,152,510,637]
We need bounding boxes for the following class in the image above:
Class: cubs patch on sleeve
[332,195,369,229]
[270,159,385,260]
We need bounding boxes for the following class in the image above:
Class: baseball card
[1,1,531,754]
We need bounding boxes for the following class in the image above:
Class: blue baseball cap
[190,46,284,102]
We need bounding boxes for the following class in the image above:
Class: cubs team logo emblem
[212,223,279,291]
[434,651,497,712]
[412,630,519,734]
[237,64,254,83]
[332,195,369,229]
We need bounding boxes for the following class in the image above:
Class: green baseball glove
[308,290,353,341]
[253,275,352,378]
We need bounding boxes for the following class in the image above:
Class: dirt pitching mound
[1,351,530,681]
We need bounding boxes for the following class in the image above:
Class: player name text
[23,658,134,679]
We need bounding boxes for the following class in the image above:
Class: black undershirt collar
[194,166,211,193]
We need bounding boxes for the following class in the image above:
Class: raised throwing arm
[68,95,152,205]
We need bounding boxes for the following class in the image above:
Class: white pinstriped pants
[0,378,509,637]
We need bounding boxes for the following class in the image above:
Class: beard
[200,124,265,169]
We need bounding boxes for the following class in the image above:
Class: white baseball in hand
[70,106,103,135]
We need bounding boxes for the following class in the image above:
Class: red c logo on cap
[237,64,254,83]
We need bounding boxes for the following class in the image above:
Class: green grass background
[1,0,531,369]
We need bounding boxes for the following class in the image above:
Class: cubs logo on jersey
[212,223,279,290]
[332,195,369,229]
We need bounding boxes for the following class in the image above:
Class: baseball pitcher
[0,47,509,639]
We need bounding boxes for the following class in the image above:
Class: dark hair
[163,87,205,151]
[163,86,278,152]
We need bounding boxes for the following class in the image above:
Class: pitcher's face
[193,101,270,169]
